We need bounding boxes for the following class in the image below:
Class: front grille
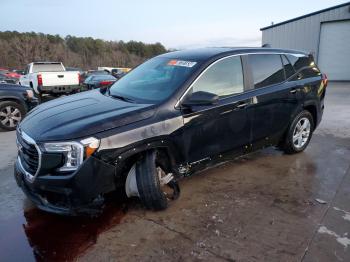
[17,130,40,177]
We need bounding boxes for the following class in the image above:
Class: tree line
[0,31,168,70]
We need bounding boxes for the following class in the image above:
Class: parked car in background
[0,75,17,84]
[86,70,109,76]
[83,74,117,90]
[5,71,21,79]
[0,70,20,84]
[19,62,81,98]
[80,70,109,82]
[97,67,132,73]
[14,69,25,76]
[14,47,327,215]
[111,68,127,79]
[0,83,38,130]
[0,70,21,79]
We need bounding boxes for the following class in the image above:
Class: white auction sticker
[168,60,197,68]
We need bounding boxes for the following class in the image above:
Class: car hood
[20,90,156,142]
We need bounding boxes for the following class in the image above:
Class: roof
[159,47,308,61]
[260,2,350,31]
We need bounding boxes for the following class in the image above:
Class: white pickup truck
[19,62,81,96]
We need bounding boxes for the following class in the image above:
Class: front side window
[109,57,199,103]
[249,54,285,88]
[192,56,244,98]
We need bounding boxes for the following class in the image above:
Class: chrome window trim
[18,131,42,183]
[175,52,306,108]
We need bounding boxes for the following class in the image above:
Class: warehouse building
[261,2,350,81]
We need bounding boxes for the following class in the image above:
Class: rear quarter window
[281,55,295,79]
[248,54,285,88]
[287,54,321,79]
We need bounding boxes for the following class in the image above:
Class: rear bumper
[38,85,81,94]
[15,156,118,216]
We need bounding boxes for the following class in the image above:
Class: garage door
[318,20,350,81]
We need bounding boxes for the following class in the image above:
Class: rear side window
[249,54,285,88]
[192,56,244,98]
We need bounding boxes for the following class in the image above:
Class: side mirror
[182,91,219,107]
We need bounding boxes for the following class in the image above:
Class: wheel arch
[0,97,27,110]
[303,103,317,127]
[101,139,184,184]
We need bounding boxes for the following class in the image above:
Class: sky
[0,0,347,49]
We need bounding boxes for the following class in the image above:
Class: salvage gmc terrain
[14,48,327,215]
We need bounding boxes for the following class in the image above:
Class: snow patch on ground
[318,226,350,248]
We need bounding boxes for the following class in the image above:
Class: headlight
[43,137,100,172]
[80,137,100,157]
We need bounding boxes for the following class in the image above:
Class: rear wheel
[281,110,314,154]
[0,101,25,131]
[134,150,180,210]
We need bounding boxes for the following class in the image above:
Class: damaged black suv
[14,48,327,215]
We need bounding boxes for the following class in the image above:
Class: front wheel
[281,110,314,154]
[134,150,180,210]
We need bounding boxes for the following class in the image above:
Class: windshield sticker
[168,60,197,68]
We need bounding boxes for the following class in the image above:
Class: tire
[0,101,26,131]
[281,110,314,154]
[135,150,180,210]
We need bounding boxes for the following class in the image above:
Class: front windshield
[109,57,199,103]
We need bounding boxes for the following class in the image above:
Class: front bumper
[15,156,117,216]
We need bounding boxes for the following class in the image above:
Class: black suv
[14,48,327,215]
[0,83,38,131]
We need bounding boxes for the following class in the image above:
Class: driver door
[180,56,251,163]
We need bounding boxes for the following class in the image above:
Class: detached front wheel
[126,150,180,210]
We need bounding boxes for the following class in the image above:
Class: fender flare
[0,96,28,112]
[302,100,319,125]
[118,139,183,170]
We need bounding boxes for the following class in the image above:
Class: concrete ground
[0,82,349,262]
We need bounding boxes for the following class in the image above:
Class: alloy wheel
[156,167,178,200]
[0,106,22,128]
[293,117,311,149]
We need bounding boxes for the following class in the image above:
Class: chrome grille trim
[17,130,42,183]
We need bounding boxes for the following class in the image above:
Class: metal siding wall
[262,5,350,61]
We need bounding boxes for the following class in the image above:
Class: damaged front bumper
[14,156,118,216]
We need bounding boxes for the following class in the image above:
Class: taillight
[37,74,43,86]
[322,73,328,87]
[100,81,112,86]
[78,73,82,84]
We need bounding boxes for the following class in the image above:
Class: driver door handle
[290,88,297,94]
